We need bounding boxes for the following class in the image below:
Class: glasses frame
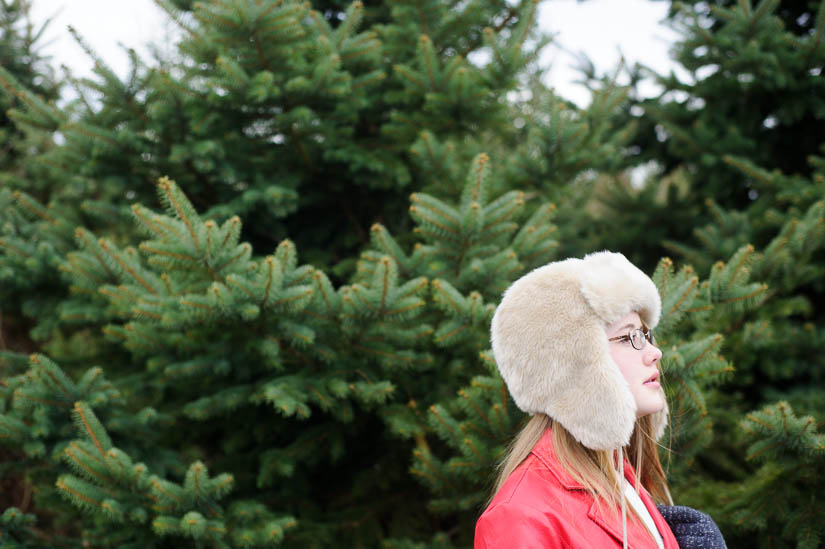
[608,327,655,351]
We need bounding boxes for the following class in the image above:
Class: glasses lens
[630,329,645,350]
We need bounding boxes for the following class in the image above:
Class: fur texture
[491,251,667,450]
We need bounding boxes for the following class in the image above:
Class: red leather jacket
[475,428,679,549]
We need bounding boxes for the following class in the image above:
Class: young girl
[475,252,725,549]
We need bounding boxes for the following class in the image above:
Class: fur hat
[491,251,667,450]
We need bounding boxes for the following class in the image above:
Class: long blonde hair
[489,413,672,512]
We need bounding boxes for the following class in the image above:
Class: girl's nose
[644,343,663,365]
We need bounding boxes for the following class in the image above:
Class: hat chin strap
[619,447,627,549]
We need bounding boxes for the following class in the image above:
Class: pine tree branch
[458,6,519,59]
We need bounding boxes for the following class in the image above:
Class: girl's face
[606,312,665,418]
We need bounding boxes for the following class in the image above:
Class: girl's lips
[645,371,660,384]
[643,380,660,388]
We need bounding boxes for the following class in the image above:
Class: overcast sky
[29,0,681,107]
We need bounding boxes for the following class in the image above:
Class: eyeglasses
[608,328,655,351]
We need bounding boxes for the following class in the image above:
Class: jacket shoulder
[475,455,587,549]
[487,453,562,509]
[475,499,570,549]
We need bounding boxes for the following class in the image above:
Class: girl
[475,251,725,548]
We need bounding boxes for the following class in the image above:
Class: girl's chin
[636,398,665,417]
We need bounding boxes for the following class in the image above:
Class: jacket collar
[586,484,674,549]
[530,427,670,548]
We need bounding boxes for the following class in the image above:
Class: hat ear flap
[649,396,668,442]
[551,319,637,450]
[491,262,638,451]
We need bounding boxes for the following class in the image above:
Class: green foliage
[2,352,296,548]
[3,0,825,546]
[642,0,825,207]
[0,0,59,171]
[731,402,825,548]
[0,506,38,547]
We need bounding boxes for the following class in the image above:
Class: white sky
[29,0,682,107]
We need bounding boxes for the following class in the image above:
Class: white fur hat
[491,251,667,450]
